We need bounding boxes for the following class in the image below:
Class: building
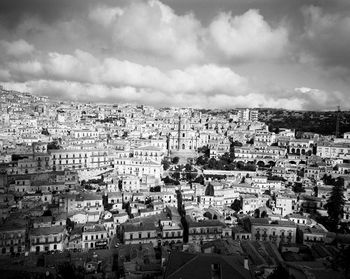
[0,221,26,255]
[274,195,297,216]
[237,108,259,122]
[187,217,226,245]
[160,219,183,245]
[297,225,327,244]
[114,157,163,181]
[168,116,201,152]
[317,142,350,159]
[82,223,109,250]
[133,145,165,162]
[122,222,158,246]
[246,218,297,244]
[29,225,65,253]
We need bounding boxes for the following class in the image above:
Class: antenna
[336,105,341,138]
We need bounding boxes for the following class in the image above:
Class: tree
[193,175,204,185]
[263,189,271,196]
[66,218,74,230]
[205,184,214,196]
[41,128,50,136]
[254,208,260,218]
[267,264,290,279]
[172,171,180,180]
[198,146,210,157]
[207,158,218,169]
[334,245,350,278]
[47,140,60,150]
[231,140,243,147]
[172,156,180,164]
[150,186,161,192]
[325,177,345,231]
[196,155,208,165]
[292,182,305,193]
[231,199,241,212]
[43,209,52,216]
[161,159,170,170]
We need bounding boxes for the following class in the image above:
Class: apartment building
[82,223,109,250]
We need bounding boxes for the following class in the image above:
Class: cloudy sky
[0,0,349,110]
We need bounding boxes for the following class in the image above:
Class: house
[297,224,328,244]
[67,225,83,250]
[29,225,65,253]
[107,192,123,210]
[245,217,297,244]
[232,226,252,241]
[75,193,104,214]
[0,221,26,255]
[113,212,129,226]
[122,222,158,246]
[187,217,226,245]
[160,219,183,245]
[288,214,312,226]
[273,195,297,216]
[82,223,109,250]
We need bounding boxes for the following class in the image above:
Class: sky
[0,0,349,110]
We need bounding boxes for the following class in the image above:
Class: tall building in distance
[237,108,259,122]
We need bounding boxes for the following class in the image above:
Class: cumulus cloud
[5,49,248,96]
[294,87,346,110]
[0,0,348,110]
[2,79,307,110]
[88,2,288,63]
[208,10,288,60]
[109,0,204,63]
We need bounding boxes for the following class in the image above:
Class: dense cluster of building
[0,87,349,278]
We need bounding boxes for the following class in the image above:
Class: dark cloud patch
[0,0,130,28]
[299,5,350,80]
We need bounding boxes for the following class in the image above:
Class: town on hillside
[1,87,350,279]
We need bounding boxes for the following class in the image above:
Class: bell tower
[177,115,181,150]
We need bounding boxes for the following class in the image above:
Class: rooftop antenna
[336,105,341,138]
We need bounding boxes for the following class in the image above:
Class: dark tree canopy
[292,182,305,193]
[231,199,241,212]
[325,177,345,231]
[161,158,170,170]
[172,156,180,164]
[267,264,290,279]
[205,184,214,196]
